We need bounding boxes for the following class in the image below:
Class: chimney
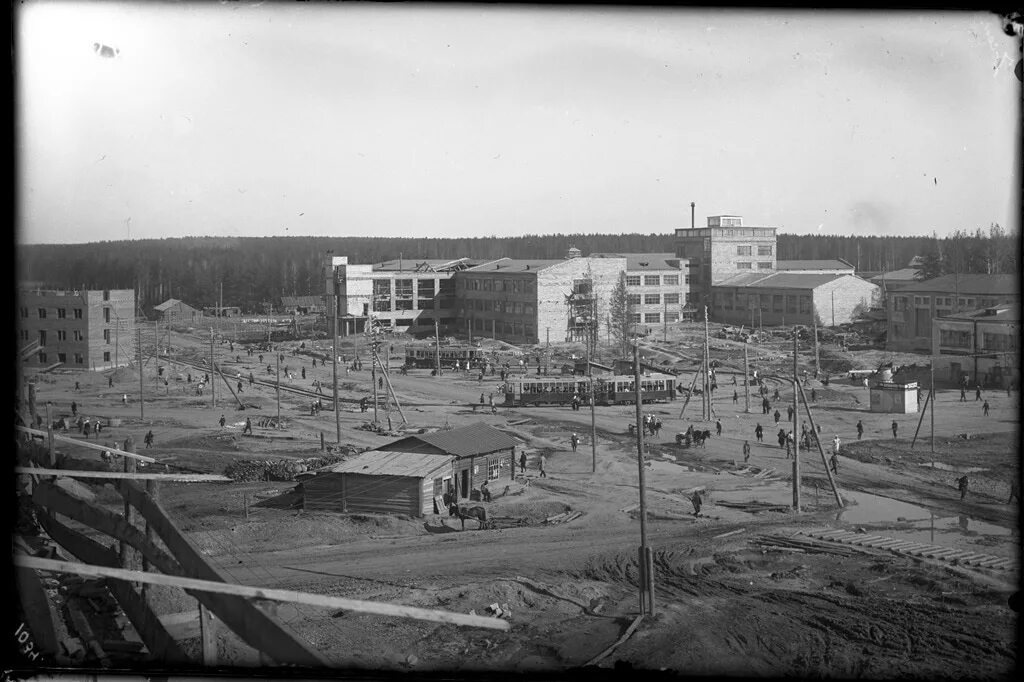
[690,202,695,229]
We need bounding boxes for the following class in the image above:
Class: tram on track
[502,373,677,407]
[404,345,484,369]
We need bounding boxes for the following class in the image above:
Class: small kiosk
[869,368,918,414]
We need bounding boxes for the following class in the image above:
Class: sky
[15,2,1023,245]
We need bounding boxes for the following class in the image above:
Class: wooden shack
[300,451,452,517]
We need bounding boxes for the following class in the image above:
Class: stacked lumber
[717,501,790,513]
[752,534,861,557]
[800,529,1015,570]
[223,454,350,482]
[543,510,584,525]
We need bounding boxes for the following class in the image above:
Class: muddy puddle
[835,491,1014,555]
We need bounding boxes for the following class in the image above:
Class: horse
[448,502,489,530]
[692,429,712,448]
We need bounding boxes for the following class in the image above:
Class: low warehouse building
[301,451,452,516]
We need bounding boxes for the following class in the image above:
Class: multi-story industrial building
[675,215,778,310]
[455,254,627,345]
[931,304,1019,388]
[710,272,879,328]
[591,252,693,330]
[885,274,1019,352]
[17,288,136,370]
[327,256,488,337]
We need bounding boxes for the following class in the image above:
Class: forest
[16,226,1016,313]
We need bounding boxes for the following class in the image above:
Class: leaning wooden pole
[375,348,408,426]
[910,389,934,449]
[795,380,843,507]
[677,366,701,420]
[792,334,800,513]
[743,341,751,413]
[633,344,654,615]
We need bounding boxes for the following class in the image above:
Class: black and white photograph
[13,2,1022,677]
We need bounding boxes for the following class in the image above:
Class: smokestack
[690,202,695,229]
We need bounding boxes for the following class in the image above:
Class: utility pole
[633,344,654,615]
[275,344,281,429]
[703,305,711,421]
[371,341,379,425]
[743,341,751,413]
[333,292,340,444]
[812,313,820,377]
[663,297,667,343]
[587,333,597,473]
[114,315,119,370]
[831,290,835,327]
[434,319,441,377]
[792,333,801,512]
[210,329,216,409]
[930,359,935,453]
[137,327,144,421]
[219,281,223,322]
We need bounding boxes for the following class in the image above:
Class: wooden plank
[584,615,645,667]
[14,565,63,661]
[977,556,1009,568]
[14,426,156,463]
[16,467,231,482]
[930,549,961,559]
[15,556,512,633]
[33,506,189,662]
[199,603,217,665]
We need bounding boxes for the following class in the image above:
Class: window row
[735,262,774,270]
[460,278,534,294]
[469,318,535,338]
[36,351,87,364]
[624,274,683,287]
[736,245,773,256]
[21,307,86,319]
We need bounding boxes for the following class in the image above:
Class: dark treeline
[17,229,1015,313]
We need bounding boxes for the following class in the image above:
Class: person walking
[715,418,723,437]
[360,397,367,413]
[742,440,751,463]
[83,420,91,439]
[219,414,226,429]
[519,451,527,475]
[480,393,485,405]
[891,420,898,439]
[960,386,967,402]
[378,377,384,390]
[829,451,839,475]
[856,420,864,440]
[237,380,243,394]
[956,474,969,501]
[539,454,547,478]
[243,417,252,435]
[75,381,80,392]
[755,423,763,443]
[777,429,787,449]
[774,409,781,424]
[301,366,306,380]
[71,401,78,417]
[690,490,703,517]
[811,388,817,403]
[786,405,794,422]
[832,434,841,457]
[983,400,990,416]
[108,375,114,388]
[733,390,739,405]
[571,433,580,453]
[122,393,128,405]
[975,385,982,401]
[732,375,737,386]
[144,430,154,449]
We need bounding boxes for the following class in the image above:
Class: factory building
[17,288,137,371]
[710,272,879,328]
[931,304,1019,388]
[590,252,694,330]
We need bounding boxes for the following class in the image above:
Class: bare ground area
[22,325,1020,676]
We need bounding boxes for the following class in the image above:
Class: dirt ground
[23,323,1020,676]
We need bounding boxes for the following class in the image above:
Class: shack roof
[937,305,1020,321]
[393,422,520,457]
[323,451,452,478]
[154,298,192,311]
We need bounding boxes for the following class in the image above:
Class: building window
[38,308,47,319]
[786,296,798,313]
[525,324,535,338]
[799,295,811,314]
[373,300,392,312]
[772,295,784,313]
[74,308,83,319]
[684,276,691,285]
[19,329,28,341]
[644,275,660,286]
[104,307,111,323]
[664,293,680,305]
[103,329,111,344]
[417,299,434,310]
[73,330,84,341]
[514,302,523,314]
[38,330,47,346]
[665,312,679,323]
[488,460,500,480]
[939,329,972,348]
[758,246,773,256]
[57,308,66,319]
[57,352,66,363]
[893,297,908,312]
[74,353,84,364]
[913,296,931,306]
[736,262,752,269]
[38,352,47,364]
[663,275,679,286]
[644,294,660,305]
[629,313,641,324]
[737,246,752,256]
[395,279,413,298]
[103,351,111,362]
[103,290,110,301]
[627,294,641,305]
[418,279,435,298]
[757,262,773,269]
[20,307,28,318]
[645,313,660,323]
[957,297,976,308]
[56,330,66,341]
[982,332,1016,351]
[626,276,641,287]
[524,304,534,315]
[395,299,413,311]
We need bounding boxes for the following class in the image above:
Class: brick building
[17,288,136,370]
[675,215,778,309]
[885,274,1019,352]
[710,272,879,327]
[455,255,626,345]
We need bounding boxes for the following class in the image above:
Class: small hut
[869,368,919,414]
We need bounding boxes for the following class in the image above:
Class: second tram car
[405,345,484,369]
[503,373,676,406]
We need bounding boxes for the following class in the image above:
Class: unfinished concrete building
[17,288,137,371]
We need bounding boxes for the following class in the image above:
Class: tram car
[503,373,677,407]
[404,345,485,369]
